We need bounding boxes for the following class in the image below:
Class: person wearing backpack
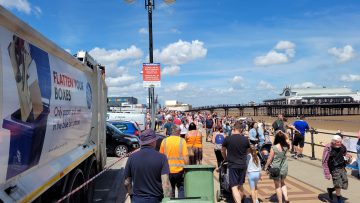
[212,128,227,167]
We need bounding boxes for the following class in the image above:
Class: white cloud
[0,0,31,14]
[162,65,181,76]
[108,82,144,96]
[165,82,189,92]
[106,75,137,87]
[127,59,142,67]
[174,82,189,91]
[154,40,207,65]
[213,87,235,94]
[328,45,355,63]
[340,74,360,82]
[254,50,289,66]
[229,75,244,83]
[257,80,274,90]
[139,27,148,34]
[65,49,71,53]
[105,66,127,78]
[293,82,318,88]
[275,40,295,50]
[254,40,296,66]
[228,75,245,88]
[0,0,42,16]
[89,46,143,65]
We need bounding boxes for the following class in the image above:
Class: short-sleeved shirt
[156,114,164,121]
[222,134,250,169]
[206,119,214,129]
[293,120,309,136]
[174,118,182,125]
[124,146,170,198]
[272,119,285,132]
[160,136,188,173]
[164,122,174,135]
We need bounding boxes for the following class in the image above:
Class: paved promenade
[113,129,360,203]
[200,131,360,202]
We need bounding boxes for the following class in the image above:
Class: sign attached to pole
[143,63,161,87]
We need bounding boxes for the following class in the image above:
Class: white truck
[0,6,107,203]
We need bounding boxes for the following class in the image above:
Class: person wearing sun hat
[124,129,171,202]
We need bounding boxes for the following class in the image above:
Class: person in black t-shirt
[124,129,171,203]
[221,121,250,203]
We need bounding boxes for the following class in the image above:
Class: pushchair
[216,161,231,202]
[257,142,272,168]
[255,130,272,169]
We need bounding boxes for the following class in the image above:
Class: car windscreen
[112,123,128,131]
[107,123,124,135]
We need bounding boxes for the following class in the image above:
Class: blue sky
[2,0,360,106]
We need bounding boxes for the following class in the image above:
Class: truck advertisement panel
[0,26,93,184]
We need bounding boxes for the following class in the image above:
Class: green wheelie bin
[183,165,216,202]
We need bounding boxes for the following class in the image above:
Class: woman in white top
[180,119,188,139]
[247,145,262,203]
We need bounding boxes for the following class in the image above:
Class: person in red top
[173,116,182,126]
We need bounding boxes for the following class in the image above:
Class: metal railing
[306,129,358,160]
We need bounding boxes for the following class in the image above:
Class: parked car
[106,122,140,157]
[108,121,140,136]
[107,112,146,131]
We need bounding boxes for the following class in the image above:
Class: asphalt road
[93,156,129,203]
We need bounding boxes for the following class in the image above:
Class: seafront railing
[306,129,358,160]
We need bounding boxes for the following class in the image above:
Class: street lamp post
[126,0,175,130]
[146,0,156,130]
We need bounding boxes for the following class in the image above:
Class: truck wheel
[84,156,97,203]
[64,169,85,203]
[114,145,128,157]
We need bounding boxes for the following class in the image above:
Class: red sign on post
[143,63,161,87]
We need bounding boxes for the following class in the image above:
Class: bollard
[310,130,316,160]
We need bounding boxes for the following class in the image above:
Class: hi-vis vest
[162,136,187,173]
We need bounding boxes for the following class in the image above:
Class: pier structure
[187,103,360,117]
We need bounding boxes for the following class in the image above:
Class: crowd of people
[124,110,358,203]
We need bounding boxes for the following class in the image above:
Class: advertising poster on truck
[0,26,93,183]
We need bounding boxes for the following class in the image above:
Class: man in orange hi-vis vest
[160,125,189,198]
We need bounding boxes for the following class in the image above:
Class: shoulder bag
[269,147,287,178]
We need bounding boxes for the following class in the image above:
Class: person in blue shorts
[221,121,250,203]
[292,115,309,159]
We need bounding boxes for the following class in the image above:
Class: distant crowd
[125,110,359,203]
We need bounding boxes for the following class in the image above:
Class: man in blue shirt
[124,129,171,203]
[249,122,265,146]
[293,115,310,159]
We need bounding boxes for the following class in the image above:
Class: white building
[264,86,360,105]
[165,100,192,111]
